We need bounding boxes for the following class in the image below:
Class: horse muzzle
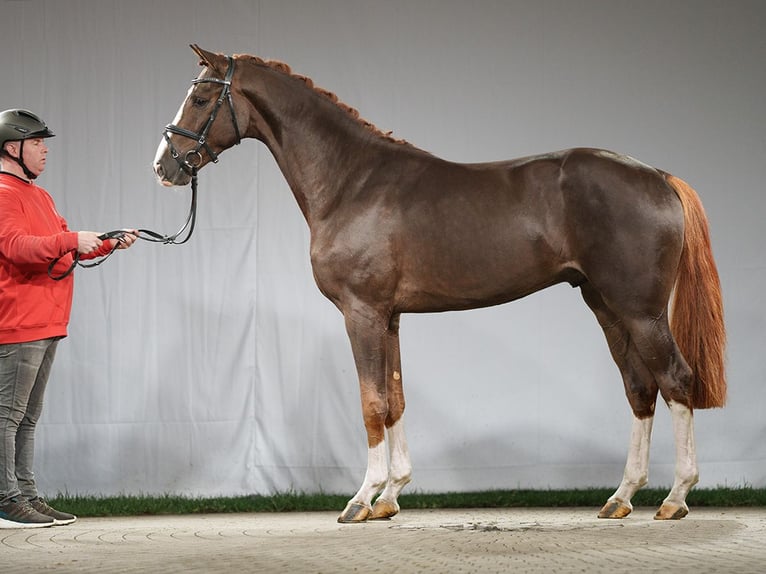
[153,155,192,187]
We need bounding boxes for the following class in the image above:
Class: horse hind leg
[581,284,659,519]
[615,311,700,519]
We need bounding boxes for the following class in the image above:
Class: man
[0,109,137,528]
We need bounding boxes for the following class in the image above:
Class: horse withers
[154,45,726,523]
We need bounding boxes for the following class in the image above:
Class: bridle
[163,55,242,174]
[48,56,241,281]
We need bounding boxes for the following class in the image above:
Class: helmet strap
[11,140,37,180]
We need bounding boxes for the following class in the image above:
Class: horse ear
[190,44,226,75]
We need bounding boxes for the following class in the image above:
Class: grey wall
[1,0,763,497]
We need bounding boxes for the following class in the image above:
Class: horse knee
[360,392,388,445]
[385,397,405,427]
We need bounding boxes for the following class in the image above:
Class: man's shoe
[0,497,55,529]
[28,497,77,526]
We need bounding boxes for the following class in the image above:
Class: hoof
[337,502,371,523]
[654,502,689,520]
[598,498,633,519]
[370,498,399,520]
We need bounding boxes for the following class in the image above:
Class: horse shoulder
[308,203,401,308]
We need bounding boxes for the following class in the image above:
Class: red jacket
[0,172,112,344]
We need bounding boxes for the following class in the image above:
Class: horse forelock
[234,54,409,146]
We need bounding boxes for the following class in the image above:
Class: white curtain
[1,0,763,497]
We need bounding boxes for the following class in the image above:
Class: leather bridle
[163,55,242,174]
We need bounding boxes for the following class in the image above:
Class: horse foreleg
[337,306,392,523]
[370,315,412,520]
[599,414,653,518]
[654,400,698,520]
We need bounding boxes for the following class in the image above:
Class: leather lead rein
[47,167,198,281]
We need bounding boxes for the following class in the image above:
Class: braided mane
[235,54,409,146]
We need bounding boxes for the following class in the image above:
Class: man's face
[5,137,48,177]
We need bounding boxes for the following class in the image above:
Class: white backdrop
[1,0,763,498]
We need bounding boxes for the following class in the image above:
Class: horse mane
[234,54,410,146]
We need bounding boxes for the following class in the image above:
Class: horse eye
[191,97,208,108]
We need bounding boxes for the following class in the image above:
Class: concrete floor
[2,507,764,573]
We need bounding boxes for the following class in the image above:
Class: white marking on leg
[663,401,699,505]
[349,441,388,508]
[377,418,412,504]
[613,414,653,501]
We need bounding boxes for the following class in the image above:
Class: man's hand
[77,231,104,254]
[111,229,139,249]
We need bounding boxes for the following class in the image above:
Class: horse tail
[665,174,727,409]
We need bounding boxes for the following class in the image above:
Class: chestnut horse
[154,45,726,523]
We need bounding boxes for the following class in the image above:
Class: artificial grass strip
[47,486,766,518]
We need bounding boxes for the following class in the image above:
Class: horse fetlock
[390,470,412,488]
[617,472,649,494]
[365,474,389,495]
[681,469,700,488]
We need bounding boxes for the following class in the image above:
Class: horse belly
[395,225,568,313]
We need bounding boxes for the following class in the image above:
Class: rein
[48,55,241,281]
[47,169,198,281]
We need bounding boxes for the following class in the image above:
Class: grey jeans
[0,338,59,503]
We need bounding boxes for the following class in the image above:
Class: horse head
[154,45,243,186]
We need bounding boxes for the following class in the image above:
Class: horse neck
[240,65,387,223]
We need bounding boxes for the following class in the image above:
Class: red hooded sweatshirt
[0,172,112,344]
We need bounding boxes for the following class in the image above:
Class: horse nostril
[154,163,164,179]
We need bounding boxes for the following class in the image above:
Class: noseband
[163,55,242,173]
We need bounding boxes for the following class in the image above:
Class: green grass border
[47,487,766,518]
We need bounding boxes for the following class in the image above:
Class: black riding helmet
[0,109,55,179]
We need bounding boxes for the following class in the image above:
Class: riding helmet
[0,109,55,148]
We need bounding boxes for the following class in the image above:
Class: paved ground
[2,507,764,573]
